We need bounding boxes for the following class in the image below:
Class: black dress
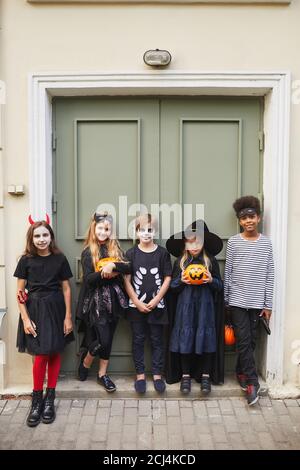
[169,254,222,354]
[14,253,74,355]
[165,255,225,385]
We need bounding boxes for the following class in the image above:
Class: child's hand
[146,298,159,310]
[203,270,213,283]
[23,318,37,337]
[101,267,119,279]
[64,317,73,336]
[135,299,151,314]
[181,272,191,284]
[260,308,272,320]
[101,271,119,279]
[101,263,116,278]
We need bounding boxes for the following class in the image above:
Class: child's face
[185,237,203,257]
[137,224,155,244]
[239,213,260,234]
[33,226,51,252]
[95,221,112,243]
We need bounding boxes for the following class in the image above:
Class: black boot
[41,388,56,424]
[26,390,44,427]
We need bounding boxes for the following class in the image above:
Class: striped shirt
[224,234,274,310]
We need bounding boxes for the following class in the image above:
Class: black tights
[180,353,213,376]
[84,320,117,360]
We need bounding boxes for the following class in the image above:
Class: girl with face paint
[14,220,74,427]
[124,214,172,394]
[76,212,131,393]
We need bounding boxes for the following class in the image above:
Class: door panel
[182,119,240,234]
[160,97,262,275]
[75,119,141,239]
[54,96,262,373]
[54,98,159,373]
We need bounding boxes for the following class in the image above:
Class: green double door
[53,96,263,373]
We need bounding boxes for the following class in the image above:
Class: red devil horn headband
[28,214,50,225]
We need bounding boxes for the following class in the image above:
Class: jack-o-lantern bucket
[183,264,209,285]
[95,257,118,272]
[224,324,236,346]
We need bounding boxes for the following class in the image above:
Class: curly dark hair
[233,196,261,217]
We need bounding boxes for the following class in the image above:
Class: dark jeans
[130,321,164,375]
[180,353,213,376]
[230,307,261,385]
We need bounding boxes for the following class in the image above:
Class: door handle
[75,257,82,284]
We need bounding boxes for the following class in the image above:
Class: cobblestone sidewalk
[1,397,300,450]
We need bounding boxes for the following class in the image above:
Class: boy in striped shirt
[224,196,274,406]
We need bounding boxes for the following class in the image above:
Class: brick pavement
[0,397,300,450]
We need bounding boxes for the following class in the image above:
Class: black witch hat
[166,219,223,257]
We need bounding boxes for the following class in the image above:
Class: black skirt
[17,290,74,355]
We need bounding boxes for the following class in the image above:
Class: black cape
[164,256,225,385]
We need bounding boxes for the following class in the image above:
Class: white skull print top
[126,245,172,310]
[131,265,164,308]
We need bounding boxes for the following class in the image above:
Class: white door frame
[29,71,291,386]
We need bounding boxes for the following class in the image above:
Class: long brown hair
[83,215,125,271]
[24,221,61,256]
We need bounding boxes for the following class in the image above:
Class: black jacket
[76,247,131,322]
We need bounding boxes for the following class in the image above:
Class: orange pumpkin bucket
[95,257,118,272]
[183,264,209,285]
[224,324,236,346]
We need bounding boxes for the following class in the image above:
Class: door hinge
[52,193,58,213]
[258,131,265,151]
[52,131,57,151]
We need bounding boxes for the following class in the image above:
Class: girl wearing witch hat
[14,216,74,427]
[165,220,224,394]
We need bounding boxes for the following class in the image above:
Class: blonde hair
[179,241,211,272]
[83,214,125,271]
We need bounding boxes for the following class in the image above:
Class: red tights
[33,354,61,391]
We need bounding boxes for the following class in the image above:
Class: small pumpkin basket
[224,324,236,346]
[95,257,118,272]
[183,264,210,285]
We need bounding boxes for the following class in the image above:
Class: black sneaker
[78,352,89,381]
[246,383,260,406]
[201,376,211,395]
[97,374,116,393]
[236,374,248,392]
[180,376,191,394]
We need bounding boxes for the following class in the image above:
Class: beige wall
[1,0,300,389]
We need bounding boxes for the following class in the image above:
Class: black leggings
[85,320,117,360]
[180,352,213,376]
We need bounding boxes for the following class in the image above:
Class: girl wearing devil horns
[14,215,74,427]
